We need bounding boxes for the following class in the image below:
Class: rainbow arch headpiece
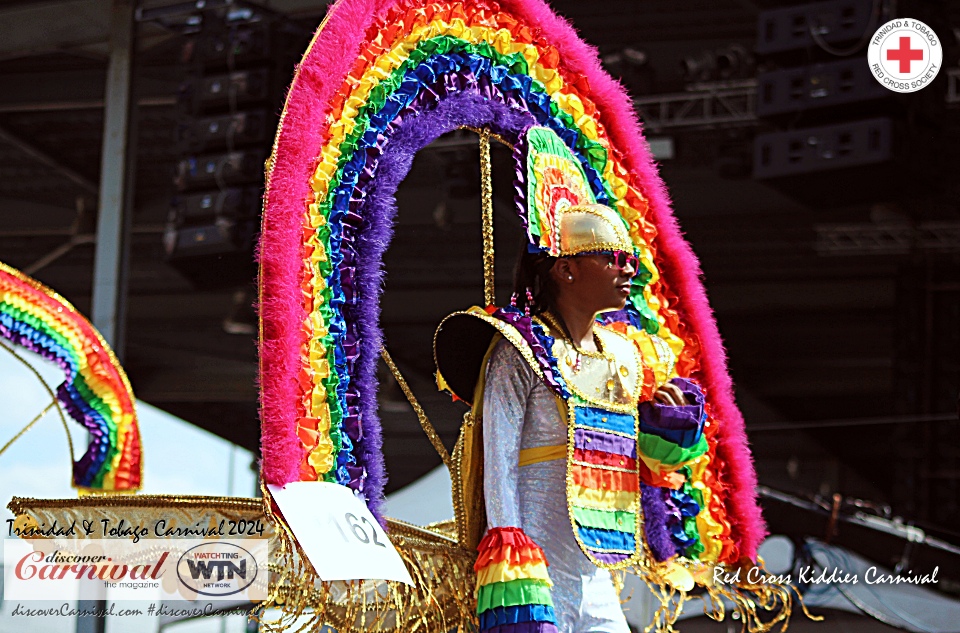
[259,0,765,561]
[0,262,142,492]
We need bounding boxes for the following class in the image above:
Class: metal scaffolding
[815,222,960,256]
[633,79,757,132]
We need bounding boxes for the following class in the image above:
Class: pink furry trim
[497,0,767,558]
[258,0,393,487]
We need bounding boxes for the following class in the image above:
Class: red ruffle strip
[573,447,637,470]
[571,463,639,493]
[474,527,548,571]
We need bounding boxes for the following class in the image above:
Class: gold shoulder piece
[433,307,544,406]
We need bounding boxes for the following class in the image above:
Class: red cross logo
[886,36,924,73]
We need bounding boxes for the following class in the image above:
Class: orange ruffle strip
[571,463,640,493]
[699,401,738,563]
[637,462,686,490]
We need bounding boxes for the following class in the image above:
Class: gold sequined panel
[537,318,643,413]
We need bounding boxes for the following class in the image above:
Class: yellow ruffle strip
[569,484,638,511]
[475,559,553,586]
[688,454,726,563]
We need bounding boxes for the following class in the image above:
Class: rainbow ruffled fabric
[569,406,641,566]
[261,0,688,503]
[490,305,570,398]
[475,527,558,633]
[260,0,766,563]
[521,125,596,255]
[0,262,141,491]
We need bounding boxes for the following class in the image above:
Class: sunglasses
[578,250,640,272]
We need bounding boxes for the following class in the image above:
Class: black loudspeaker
[751,117,942,206]
[163,218,259,289]
[174,150,266,191]
[171,187,261,222]
[167,12,311,290]
[193,26,273,69]
[756,0,876,56]
[164,220,254,259]
[757,58,889,118]
[197,69,272,109]
[177,111,270,152]
[754,117,893,179]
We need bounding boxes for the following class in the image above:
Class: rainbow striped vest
[531,316,647,570]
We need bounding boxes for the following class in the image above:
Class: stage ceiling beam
[91,0,135,358]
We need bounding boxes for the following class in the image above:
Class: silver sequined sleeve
[481,339,533,529]
[481,339,630,633]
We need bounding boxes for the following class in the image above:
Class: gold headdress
[555,202,634,256]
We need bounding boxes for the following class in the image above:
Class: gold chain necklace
[539,312,615,370]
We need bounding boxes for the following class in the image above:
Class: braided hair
[512,247,558,316]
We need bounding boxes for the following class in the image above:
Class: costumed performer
[435,202,709,633]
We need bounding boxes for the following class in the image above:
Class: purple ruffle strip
[334,89,536,517]
[641,484,678,562]
[491,306,570,399]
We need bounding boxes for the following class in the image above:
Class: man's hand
[653,382,688,407]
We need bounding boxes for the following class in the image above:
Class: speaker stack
[751,0,947,207]
[164,7,308,288]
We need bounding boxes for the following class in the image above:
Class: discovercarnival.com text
[10,602,251,618]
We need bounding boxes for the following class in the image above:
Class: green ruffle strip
[572,507,636,532]
[476,578,554,613]
[524,124,596,244]
[311,223,344,482]
[638,431,709,469]
[629,281,659,335]
[679,466,705,560]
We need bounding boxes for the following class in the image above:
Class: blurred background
[0,0,959,630]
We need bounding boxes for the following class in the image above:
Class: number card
[267,481,413,585]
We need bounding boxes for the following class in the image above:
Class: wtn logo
[185,559,247,581]
[176,542,260,598]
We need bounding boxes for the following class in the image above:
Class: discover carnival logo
[868,18,942,93]
[12,549,167,583]
[3,539,268,601]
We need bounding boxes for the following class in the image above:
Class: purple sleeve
[638,378,706,449]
